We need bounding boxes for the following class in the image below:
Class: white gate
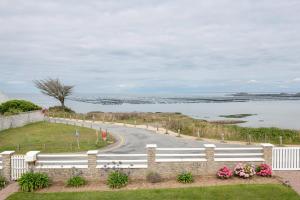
[11,155,29,180]
[272,147,300,170]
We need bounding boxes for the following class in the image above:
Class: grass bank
[0,122,113,153]
[7,184,300,200]
[50,112,300,145]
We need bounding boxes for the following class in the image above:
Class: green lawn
[6,184,300,200]
[0,122,113,153]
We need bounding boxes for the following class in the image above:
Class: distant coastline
[69,92,300,105]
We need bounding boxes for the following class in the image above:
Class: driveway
[49,118,254,154]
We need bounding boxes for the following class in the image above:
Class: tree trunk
[60,99,65,108]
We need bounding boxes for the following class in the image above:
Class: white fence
[215,147,264,162]
[4,144,300,182]
[11,155,28,180]
[156,147,206,162]
[36,154,88,169]
[29,146,265,169]
[272,147,300,170]
[28,146,265,169]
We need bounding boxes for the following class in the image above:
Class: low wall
[0,111,44,131]
[0,143,273,182]
[32,161,264,182]
[34,168,148,182]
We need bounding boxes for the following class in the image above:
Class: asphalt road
[49,118,255,154]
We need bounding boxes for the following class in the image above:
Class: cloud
[6,80,26,85]
[0,0,300,93]
[292,78,300,82]
[247,80,259,84]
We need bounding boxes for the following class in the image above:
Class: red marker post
[102,131,107,141]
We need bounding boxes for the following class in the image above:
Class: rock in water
[0,91,9,103]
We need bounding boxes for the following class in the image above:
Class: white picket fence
[272,147,300,170]
[11,155,28,180]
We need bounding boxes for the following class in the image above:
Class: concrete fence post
[25,151,40,172]
[261,143,274,166]
[146,144,157,170]
[204,144,215,162]
[87,150,98,169]
[0,151,15,181]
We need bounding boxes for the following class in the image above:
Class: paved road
[49,118,255,154]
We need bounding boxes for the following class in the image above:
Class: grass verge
[0,122,113,153]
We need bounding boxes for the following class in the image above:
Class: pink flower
[217,166,233,179]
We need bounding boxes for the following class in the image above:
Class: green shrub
[18,172,50,192]
[107,171,128,189]
[146,171,162,183]
[49,106,75,114]
[177,172,194,184]
[0,176,7,189]
[67,176,86,187]
[0,100,41,115]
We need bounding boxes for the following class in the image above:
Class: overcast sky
[0,0,300,94]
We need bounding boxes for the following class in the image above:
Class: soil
[38,176,280,193]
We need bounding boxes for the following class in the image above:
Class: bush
[18,172,50,192]
[234,163,255,178]
[217,166,233,179]
[177,172,194,184]
[146,171,162,183]
[0,176,7,189]
[256,164,272,177]
[49,106,75,113]
[0,100,41,115]
[67,176,86,187]
[107,171,128,189]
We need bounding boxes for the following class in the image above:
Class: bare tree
[34,78,74,108]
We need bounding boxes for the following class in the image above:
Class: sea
[6,93,300,130]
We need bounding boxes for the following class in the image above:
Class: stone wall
[0,111,44,131]
[34,168,148,182]
[32,161,264,182]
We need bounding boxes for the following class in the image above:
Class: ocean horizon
[5,92,300,130]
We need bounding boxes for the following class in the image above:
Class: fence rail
[272,147,300,170]
[215,147,264,162]
[156,147,206,162]
[36,154,88,169]
[97,153,148,169]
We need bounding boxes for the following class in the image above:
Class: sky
[0,0,300,95]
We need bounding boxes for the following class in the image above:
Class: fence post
[146,144,157,170]
[204,144,215,162]
[25,151,40,171]
[261,143,274,166]
[87,150,98,169]
[0,151,15,181]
